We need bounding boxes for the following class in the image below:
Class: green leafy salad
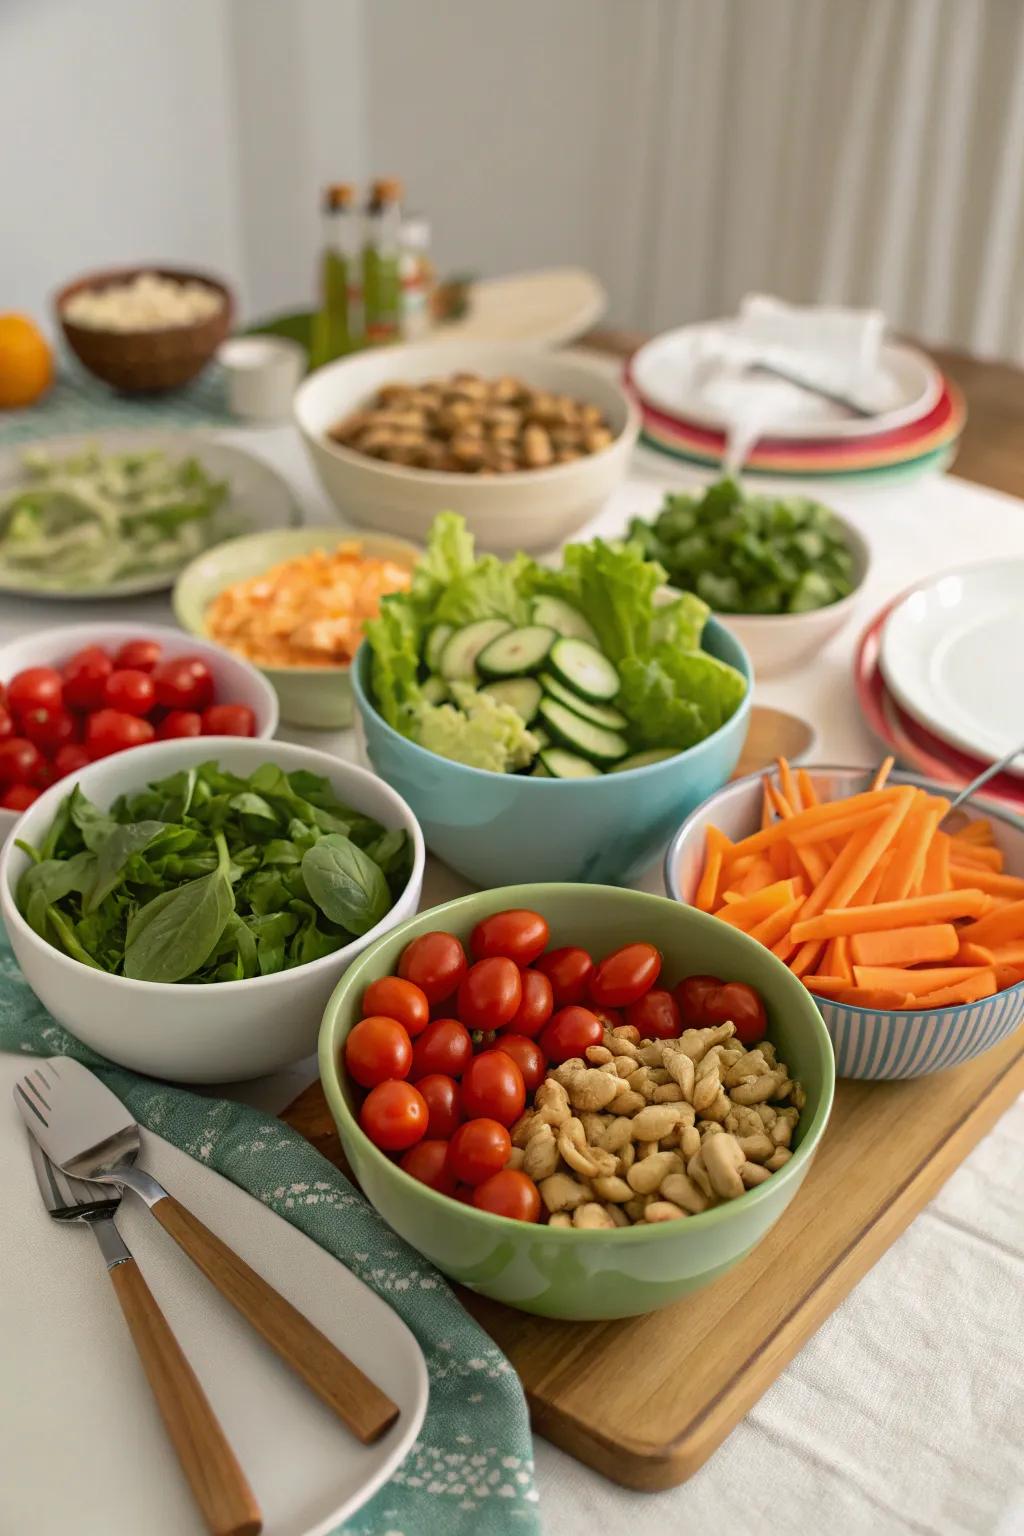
[16,762,412,983]
[0,447,233,591]
[628,479,857,615]
[363,513,747,778]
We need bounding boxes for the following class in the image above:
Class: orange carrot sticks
[850,924,960,968]
[870,756,895,791]
[790,889,991,942]
[695,825,730,912]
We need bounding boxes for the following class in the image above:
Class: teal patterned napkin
[0,359,234,447]
[0,928,540,1536]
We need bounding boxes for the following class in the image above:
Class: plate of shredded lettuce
[0,430,298,598]
[363,512,748,778]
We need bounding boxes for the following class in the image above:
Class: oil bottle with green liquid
[362,177,403,344]
[311,182,361,366]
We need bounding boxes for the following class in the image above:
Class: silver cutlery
[15,1056,399,1445]
[26,1134,261,1536]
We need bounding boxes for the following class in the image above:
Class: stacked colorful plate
[856,559,1024,812]
[626,322,964,483]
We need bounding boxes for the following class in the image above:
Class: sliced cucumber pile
[479,676,542,723]
[539,672,628,730]
[439,618,510,681]
[477,625,555,678]
[609,748,680,772]
[538,698,628,765]
[530,595,599,646]
[540,747,602,779]
[547,637,620,702]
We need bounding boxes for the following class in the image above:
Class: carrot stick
[748,895,805,949]
[695,826,729,912]
[994,964,1024,990]
[736,856,777,896]
[953,818,993,846]
[850,924,960,967]
[919,830,952,895]
[791,888,991,941]
[948,843,1004,871]
[913,969,998,1007]
[723,787,907,863]
[957,897,1024,948]
[714,879,801,931]
[790,940,824,978]
[801,974,848,995]
[718,891,743,905]
[957,941,996,966]
[797,797,915,925]
[776,757,800,813]
[764,782,830,885]
[989,940,1024,965]
[875,792,948,903]
[849,854,889,907]
[786,807,892,847]
[760,779,774,831]
[797,769,819,808]
[870,756,895,791]
[852,964,987,997]
[824,934,852,982]
[950,866,1024,899]
[833,985,910,1009]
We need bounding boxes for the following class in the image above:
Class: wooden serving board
[283,1028,1024,1491]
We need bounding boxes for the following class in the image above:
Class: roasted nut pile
[506,1020,805,1228]
[328,372,615,474]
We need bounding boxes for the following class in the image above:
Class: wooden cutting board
[284,1026,1024,1491]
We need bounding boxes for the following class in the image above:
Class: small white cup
[217,335,306,421]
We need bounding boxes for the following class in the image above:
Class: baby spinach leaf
[124,832,233,982]
[301,834,390,936]
[85,820,165,913]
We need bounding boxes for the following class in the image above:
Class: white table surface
[3,392,1022,1535]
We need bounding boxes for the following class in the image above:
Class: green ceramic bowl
[319,884,835,1320]
[173,526,420,728]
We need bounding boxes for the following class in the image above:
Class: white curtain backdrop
[619,0,1024,360]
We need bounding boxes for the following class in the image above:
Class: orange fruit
[0,314,53,409]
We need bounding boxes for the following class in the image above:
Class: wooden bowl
[54,265,234,394]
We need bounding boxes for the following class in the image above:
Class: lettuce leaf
[364,597,422,731]
[618,645,748,749]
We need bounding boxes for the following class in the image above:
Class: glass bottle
[399,215,434,341]
[311,182,357,367]
[362,177,403,345]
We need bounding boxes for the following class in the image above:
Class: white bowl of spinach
[0,739,425,1083]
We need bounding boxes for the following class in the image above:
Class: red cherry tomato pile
[0,641,257,811]
[345,908,768,1224]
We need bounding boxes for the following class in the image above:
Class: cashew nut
[591,1174,633,1203]
[765,1147,792,1171]
[533,1079,571,1126]
[723,1049,773,1087]
[663,1049,696,1101]
[660,1171,711,1214]
[611,1024,641,1046]
[558,1118,618,1179]
[585,1044,614,1065]
[730,1072,784,1106]
[644,1200,686,1222]
[506,1147,525,1171]
[626,1150,683,1194]
[692,1063,722,1115]
[538,1172,592,1213]
[563,1068,621,1112]
[631,1104,687,1143]
[736,1132,774,1163]
[548,1212,573,1229]
[573,1202,616,1230]
[741,1161,772,1186]
[702,1133,746,1200]
[523,1123,560,1181]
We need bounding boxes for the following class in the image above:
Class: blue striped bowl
[665,766,1024,1080]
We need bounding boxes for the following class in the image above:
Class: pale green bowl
[319,883,835,1320]
[173,526,420,728]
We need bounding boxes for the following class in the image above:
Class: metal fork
[27,1136,261,1536]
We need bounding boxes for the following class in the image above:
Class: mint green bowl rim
[318,882,836,1243]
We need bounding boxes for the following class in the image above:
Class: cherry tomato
[673,974,723,1026]
[627,988,681,1040]
[492,1034,546,1094]
[0,738,44,786]
[590,942,661,1008]
[0,706,14,742]
[398,931,468,1004]
[501,968,554,1038]
[157,710,203,740]
[534,945,594,1005]
[415,1073,463,1139]
[152,656,215,711]
[104,669,156,717]
[62,647,114,711]
[1,784,40,811]
[472,1169,541,1222]
[470,908,549,967]
[399,1139,457,1195]
[113,639,162,672]
[452,1184,476,1205]
[20,705,76,753]
[590,1005,624,1032]
[202,704,256,737]
[698,981,768,1046]
[460,1050,525,1126]
[344,1015,412,1087]
[446,1117,511,1186]
[457,957,522,1032]
[362,976,430,1038]
[53,743,91,778]
[8,667,63,717]
[360,1080,428,1152]
[85,709,155,758]
[31,759,58,790]
[410,1017,473,1080]
[539,1005,603,1063]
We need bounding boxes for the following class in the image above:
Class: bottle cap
[371,177,403,204]
[325,183,355,210]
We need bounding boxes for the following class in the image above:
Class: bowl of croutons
[294,341,640,553]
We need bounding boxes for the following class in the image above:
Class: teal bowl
[351,620,752,885]
[319,883,834,1320]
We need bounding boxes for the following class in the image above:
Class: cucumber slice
[531,595,599,646]
[424,624,453,673]
[609,748,680,773]
[539,672,628,730]
[421,675,450,706]
[538,698,628,765]
[476,625,556,679]
[531,761,553,777]
[479,677,542,722]
[539,747,601,779]
[439,619,511,682]
[548,637,620,702]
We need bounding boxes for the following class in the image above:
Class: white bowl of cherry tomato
[319,883,834,1320]
[0,623,278,833]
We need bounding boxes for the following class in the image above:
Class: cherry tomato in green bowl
[319,882,834,1321]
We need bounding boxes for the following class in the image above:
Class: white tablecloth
[3,408,1022,1535]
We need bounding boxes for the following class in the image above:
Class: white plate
[879,558,1024,776]
[0,429,299,600]
[630,323,941,440]
[0,1056,428,1536]
[436,265,607,348]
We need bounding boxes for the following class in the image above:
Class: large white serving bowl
[0,738,425,1084]
[0,621,279,846]
[294,340,640,553]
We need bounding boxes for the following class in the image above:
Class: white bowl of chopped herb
[0,738,425,1082]
[629,481,872,677]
